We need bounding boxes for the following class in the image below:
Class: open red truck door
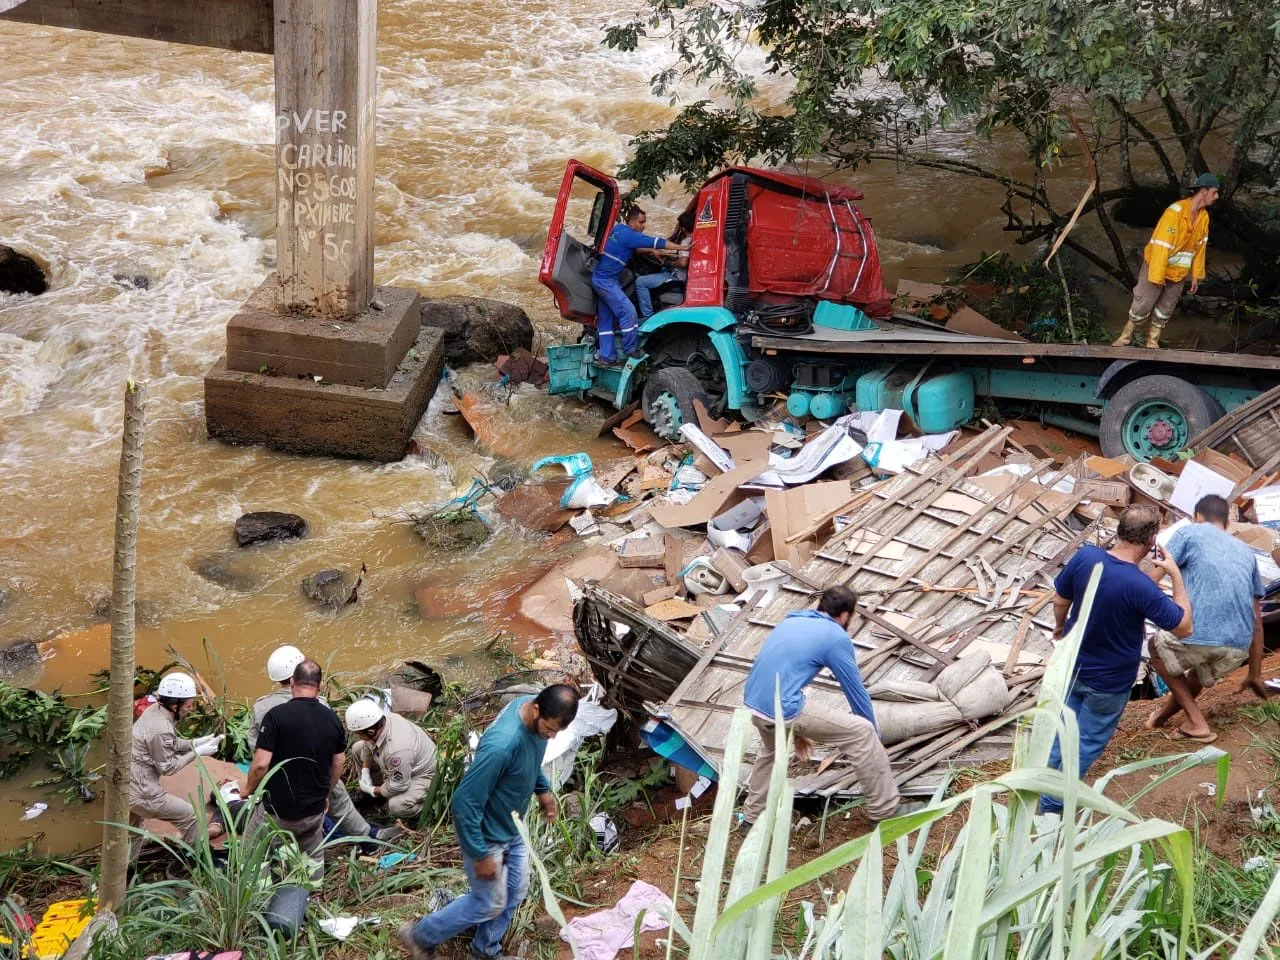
[538,160,621,322]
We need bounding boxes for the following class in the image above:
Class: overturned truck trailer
[576,425,1100,799]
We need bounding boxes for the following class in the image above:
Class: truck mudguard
[640,307,750,410]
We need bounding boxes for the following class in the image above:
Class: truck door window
[565,178,606,248]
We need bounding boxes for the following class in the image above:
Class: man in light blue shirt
[739,586,899,830]
[1145,494,1267,742]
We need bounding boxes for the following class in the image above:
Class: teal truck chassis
[547,302,1280,461]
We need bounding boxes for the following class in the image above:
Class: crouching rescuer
[129,671,224,850]
[1113,173,1219,348]
[345,698,437,823]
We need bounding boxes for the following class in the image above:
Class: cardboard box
[1077,478,1131,507]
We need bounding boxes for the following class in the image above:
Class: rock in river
[0,244,48,296]
[301,566,363,609]
[235,511,309,547]
[193,552,260,592]
[420,296,534,366]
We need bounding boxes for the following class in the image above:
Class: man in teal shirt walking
[401,684,580,960]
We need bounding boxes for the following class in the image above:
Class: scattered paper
[749,416,863,488]
[679,424,735,473]
[319,916,378,940]
[22,802,47,820]
[690,776,712,798]
[1245,485,1280,530]
[1170,460,1237,516]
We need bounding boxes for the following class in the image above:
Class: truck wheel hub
[1145,419,1175,447]
[648,393,683,442]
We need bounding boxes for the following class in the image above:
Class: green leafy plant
[0,680,106,799]
[87,766,341,959]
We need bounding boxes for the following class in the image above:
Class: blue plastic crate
[813,300,876,332]
[547,343,594,395]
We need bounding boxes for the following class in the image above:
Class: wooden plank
[0,0,274,52]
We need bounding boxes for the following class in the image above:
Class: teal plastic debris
[531,453,593,479]
[377,851,417,871]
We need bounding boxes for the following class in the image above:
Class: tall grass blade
[1231,861,1280,960]
[943,786,994,959]
[840,820,883,960]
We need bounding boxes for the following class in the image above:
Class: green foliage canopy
[607,0,1280,285]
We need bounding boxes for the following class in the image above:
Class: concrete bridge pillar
[273,0,376,317]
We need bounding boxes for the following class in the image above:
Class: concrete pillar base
[204,325,444,462]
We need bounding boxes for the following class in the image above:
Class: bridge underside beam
[0,0,274,53]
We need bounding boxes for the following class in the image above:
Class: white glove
[358,768,376,797]
[193,734,224,757]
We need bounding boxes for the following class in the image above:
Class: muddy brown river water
[0,0,1126,850]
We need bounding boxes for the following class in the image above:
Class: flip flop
[1167,728,1217,744]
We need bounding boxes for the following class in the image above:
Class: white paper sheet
[1170,460,1237,516]
[745,419,863,487]
[678,424,735,473]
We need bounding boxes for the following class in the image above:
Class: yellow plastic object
[22,899,93,959]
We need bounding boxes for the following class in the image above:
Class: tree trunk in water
[99,380,146,911]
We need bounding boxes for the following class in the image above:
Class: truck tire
[642,367,709,442]
[1099,375,1225,460]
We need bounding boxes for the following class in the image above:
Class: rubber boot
[1111,320,1136,346]
[1145,321,1164,349]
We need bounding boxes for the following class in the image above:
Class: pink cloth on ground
[560,879,673,960]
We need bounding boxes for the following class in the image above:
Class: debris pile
[450,373,1280,801]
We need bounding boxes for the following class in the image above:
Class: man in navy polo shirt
[1041,505,1192,814]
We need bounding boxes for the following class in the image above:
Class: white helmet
[267,645,306,682]
[345,698,384,732]
[156,672,197,700]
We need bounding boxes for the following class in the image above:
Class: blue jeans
[635,270,675,318]
[1040,678,1131,814]
[412,834,530,957]
[589,275,638,360]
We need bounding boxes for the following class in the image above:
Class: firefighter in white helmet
[129,671,224,848]
[346,698,437,821]
[251,646,384,840]
[248,645,307,751]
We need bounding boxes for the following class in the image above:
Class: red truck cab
[538,161,892,326]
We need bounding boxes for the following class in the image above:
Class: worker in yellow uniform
[1114,173,1219,349]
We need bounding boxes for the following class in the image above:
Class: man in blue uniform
[590,207,688,365]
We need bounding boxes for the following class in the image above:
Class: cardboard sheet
[945,306,1026,342]
[1170,459,1238,516]
[647,433,772,529]
[765,480,853,567]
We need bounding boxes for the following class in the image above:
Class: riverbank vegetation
[6,633,1280,956]
[607,0,1280,304]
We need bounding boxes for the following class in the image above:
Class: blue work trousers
[411,834,530,957]
[1040,678,1131,814]
[590,275,639,360]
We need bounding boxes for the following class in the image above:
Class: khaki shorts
[1151,631,1248,687]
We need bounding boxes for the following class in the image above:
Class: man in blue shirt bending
[1041,505,1191,814]
[740,586,900,830]
[400,685,579,960]
[1144,494,1268,742]
[590,207,688,365]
